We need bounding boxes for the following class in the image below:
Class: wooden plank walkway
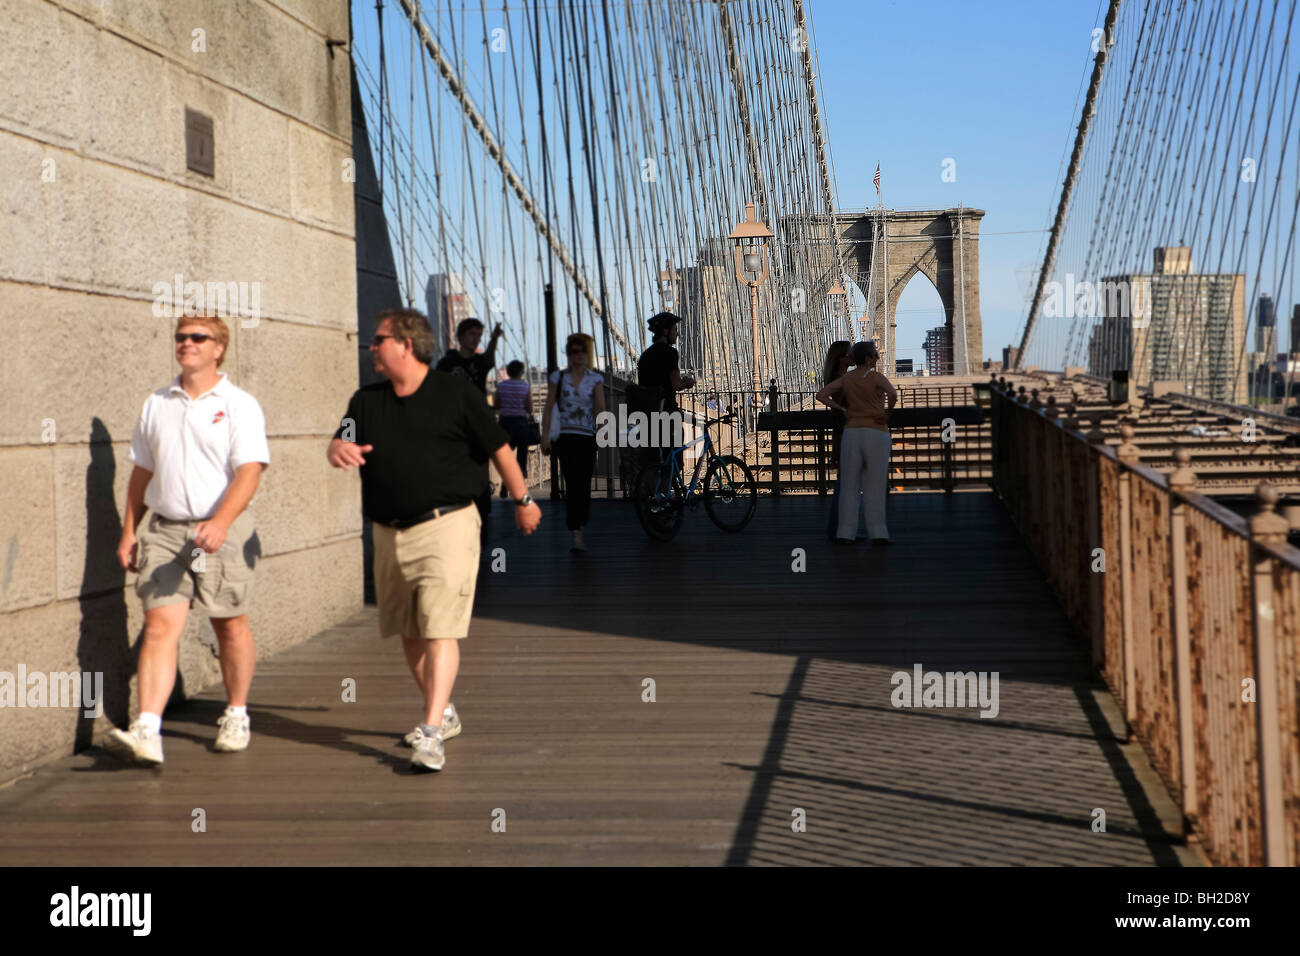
[0,492,1198,866]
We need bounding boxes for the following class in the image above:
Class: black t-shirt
[435,339,497,393]
[637,342,679,409]
[334,369,509,523]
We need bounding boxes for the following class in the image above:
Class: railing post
[1116,422,1140,735]
[1249,481,1290,866]
[816,426,827,496]
[1085,413,1106,669]
[1168,447,1198,830]
[770,424,780,496]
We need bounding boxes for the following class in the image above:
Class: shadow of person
[164,698,409,773]
[75,419,135,751]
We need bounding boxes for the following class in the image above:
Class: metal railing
[990,383,1300,866]
[746,383,993,493]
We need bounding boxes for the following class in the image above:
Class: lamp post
[728,201,774,399]
[658,257,679,310]
[826,277,849,342]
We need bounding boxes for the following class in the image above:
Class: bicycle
[633,412,757,541]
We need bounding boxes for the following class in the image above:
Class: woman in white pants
[816,341,897,545]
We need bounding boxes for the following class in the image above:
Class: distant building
[1291,303,1300,355]
[983,359,1004,372]
[426,272,477,360]
[1002,345,1019,370]
[1086,246,1246,404]
[675,260,736,388]
[1257,294,1277,354]
[923,325,952,375]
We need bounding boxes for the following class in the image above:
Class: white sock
[137,712,162,734]
[225,705,248,718]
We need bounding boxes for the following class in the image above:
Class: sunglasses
[566,347,587,355]
[370,334,400,347]
[174,333,213,344]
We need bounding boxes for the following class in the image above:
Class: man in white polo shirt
[106,314,270,766]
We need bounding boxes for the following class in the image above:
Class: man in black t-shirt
[436,317,503,519]
[636,312,694,412]
[435,317,502,393]
[635,312,695,469]
[328,308,541,775]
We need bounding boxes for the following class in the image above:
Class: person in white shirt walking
[106,314,270,765]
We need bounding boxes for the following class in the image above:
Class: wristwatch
[513,493,534,507]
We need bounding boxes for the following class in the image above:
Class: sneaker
[871,538,893,546]
[403,705,461,747]
[570,529,587,552]
[410,731,445,772]
[103,721,164,766]
[214,711,251,752]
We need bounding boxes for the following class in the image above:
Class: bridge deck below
[0,492,1194,866]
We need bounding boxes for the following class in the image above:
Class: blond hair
[176,314,230,367]
[565,332,596,369]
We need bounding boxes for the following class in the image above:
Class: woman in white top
[541,333,606,552]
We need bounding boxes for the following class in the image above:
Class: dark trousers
[500,415,530,478]
[555,433,597,530]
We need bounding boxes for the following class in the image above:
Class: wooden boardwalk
[0,492,1198,866]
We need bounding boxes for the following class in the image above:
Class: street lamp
[826,277,849,341]
[729,201,774,399]
[658,257,679,310]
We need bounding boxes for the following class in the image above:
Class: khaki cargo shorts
[373,503,481,640]
[135,510,258,617]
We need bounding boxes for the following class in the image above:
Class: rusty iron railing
[990,382,1300,866]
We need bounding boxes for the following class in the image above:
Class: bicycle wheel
[703,455,757,532]
[634,462,684,541]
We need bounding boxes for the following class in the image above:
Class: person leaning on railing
[817,340,897,546]
[820,340,864,542]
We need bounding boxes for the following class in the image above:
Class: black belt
[377,502,471,530]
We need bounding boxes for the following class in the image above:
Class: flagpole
[877,163,890,376]
[872,161,882,348]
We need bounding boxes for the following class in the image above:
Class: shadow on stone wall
[74,418,136,750]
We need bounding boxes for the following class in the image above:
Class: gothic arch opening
[894,268,950,376]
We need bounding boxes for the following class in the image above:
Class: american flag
[873,162,881,195]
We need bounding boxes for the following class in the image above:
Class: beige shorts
[373,504,481,640]
[135,510,257,617]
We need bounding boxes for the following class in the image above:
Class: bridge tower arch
[803,208,985,375]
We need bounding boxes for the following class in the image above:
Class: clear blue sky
[809,0,1107,366]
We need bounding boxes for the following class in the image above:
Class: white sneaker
[403,704,461,747]
[103,721,164,766]
[214,711,251,752]
[410,731,445,772]
[570,529,587,552]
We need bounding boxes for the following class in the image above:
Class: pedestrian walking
[540,333,605,552]
[329,308,541,773]
[817,340,897,545]
[495,360,532,497]
[436,317,504,521]
[107,314,270,765]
